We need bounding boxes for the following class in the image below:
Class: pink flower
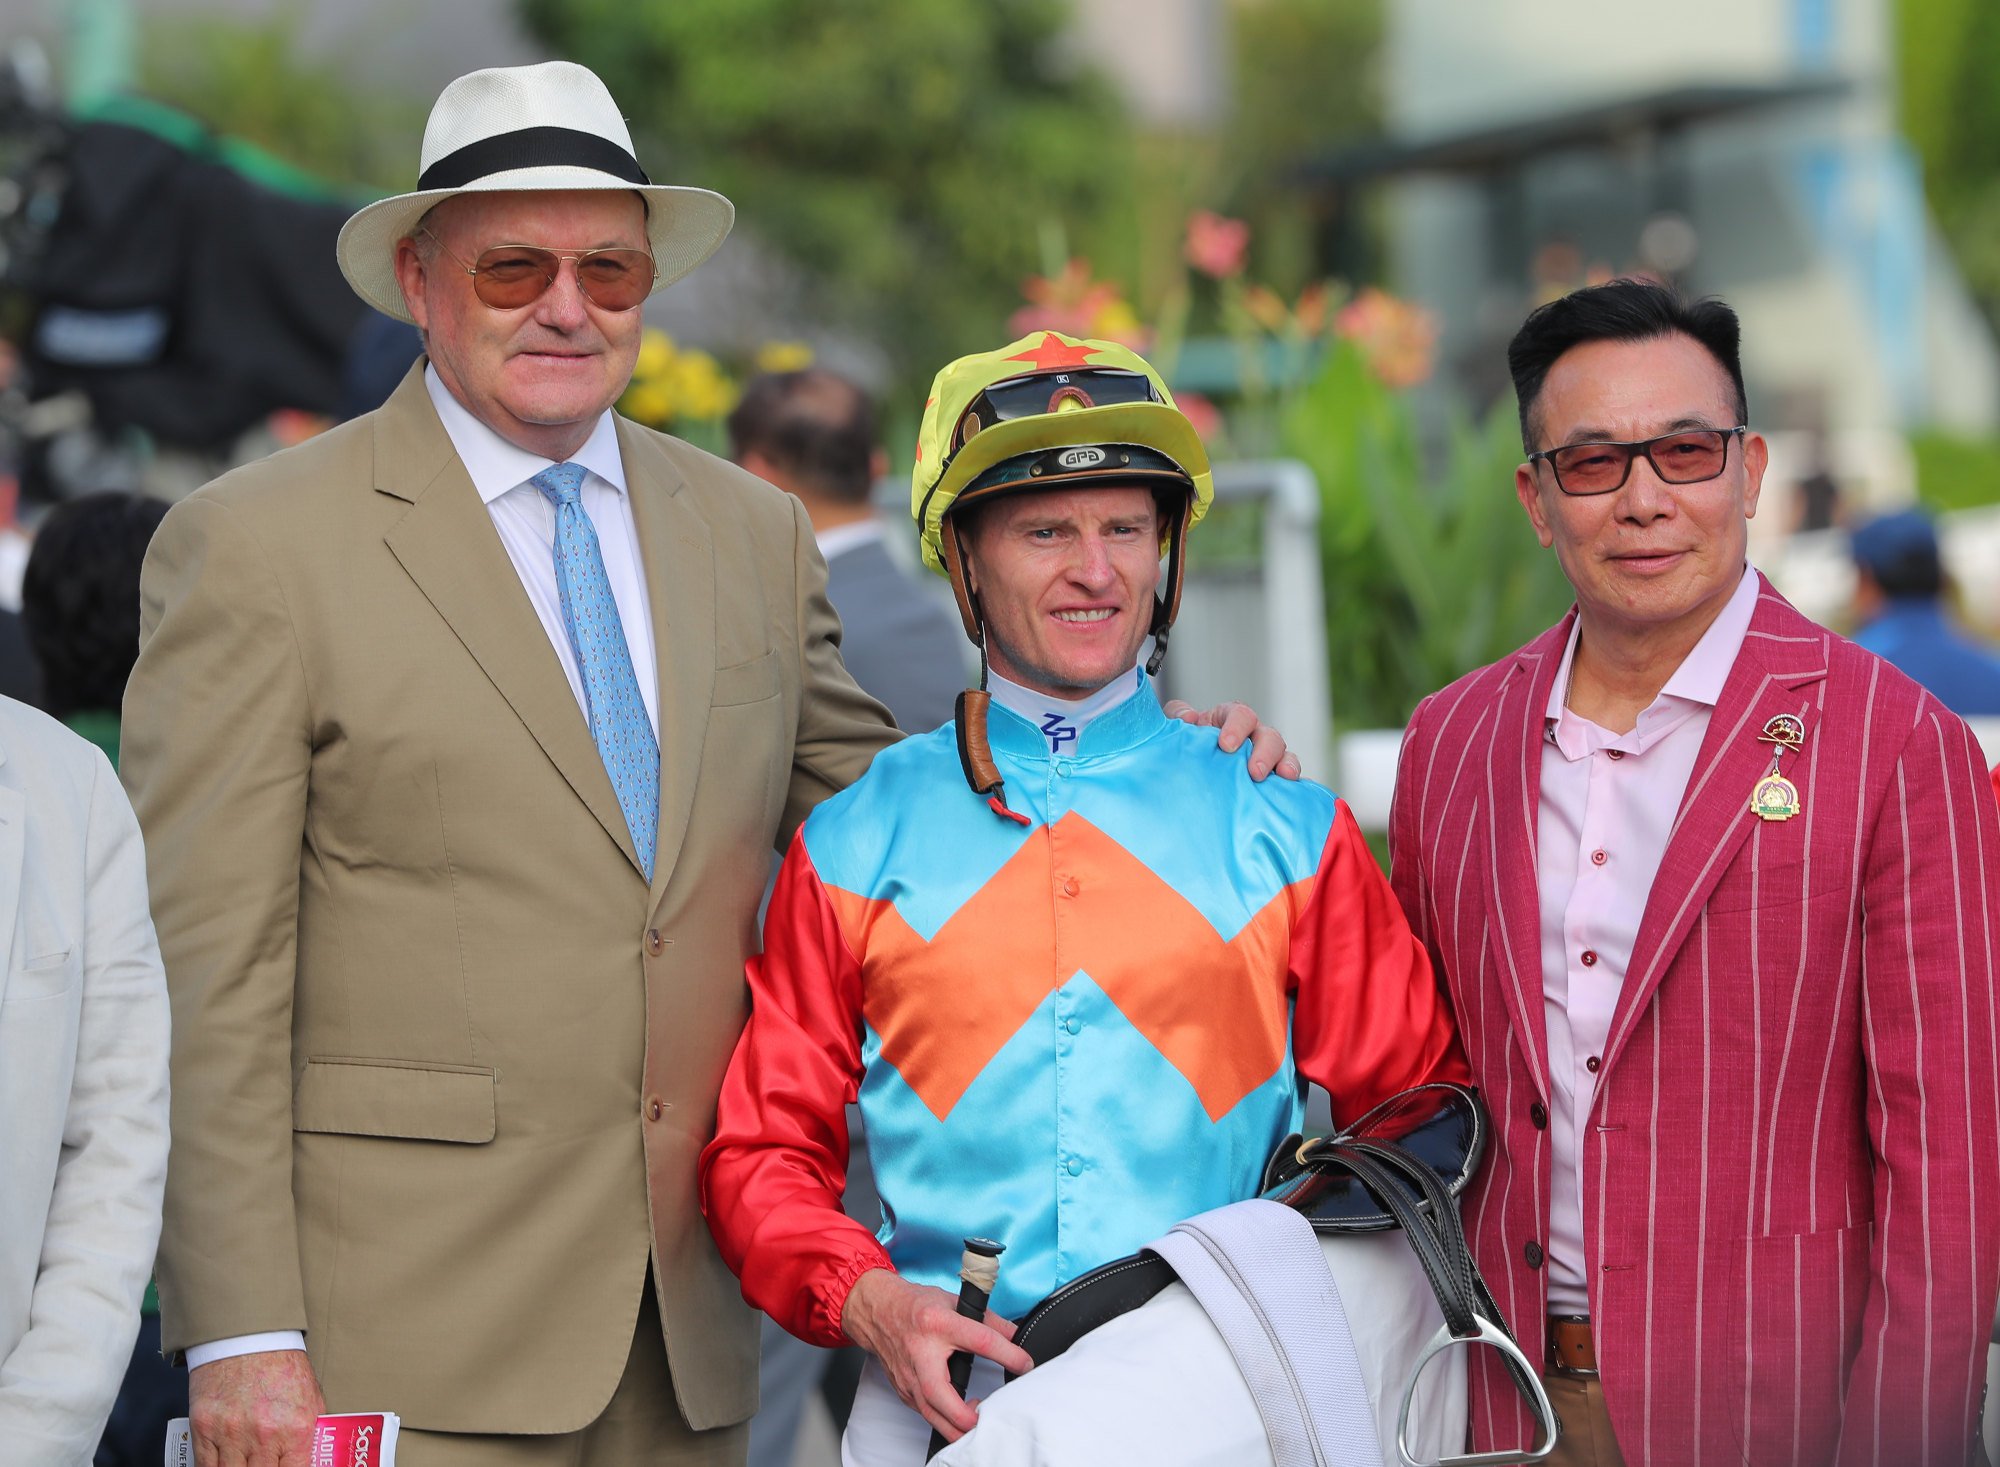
[1333,287,1438,390]
[1175,390,1223,443]
[1293,282,1331,337]
[1183,210,1250,280]
[1009,259,1150,350]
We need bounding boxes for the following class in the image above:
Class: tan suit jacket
[121,366,896,1435]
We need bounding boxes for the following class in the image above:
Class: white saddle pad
[931,1228,1467,1467]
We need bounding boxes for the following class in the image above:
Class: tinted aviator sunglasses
[1528,426,1747,496]
[420,227,659,312]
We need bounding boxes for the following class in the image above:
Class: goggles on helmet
[949,368,1165,458]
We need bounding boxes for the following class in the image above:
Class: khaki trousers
[398,1284,750,1467]
[1542,1371,1626,1467]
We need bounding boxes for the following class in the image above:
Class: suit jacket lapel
[375,367,644,877]
[0,738,20,1004]
[1485,617,1573,1100]
[616,420,715,913]
[1597,577,1830,1080]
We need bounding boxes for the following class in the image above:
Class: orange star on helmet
[1002,332,1105,372]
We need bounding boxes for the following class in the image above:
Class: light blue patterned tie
[532,462,659,880]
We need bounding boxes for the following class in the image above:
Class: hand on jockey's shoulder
[840,1266,1035,1442]
[1164,699,1303,782]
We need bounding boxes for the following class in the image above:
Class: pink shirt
[1536,565,1758,1314]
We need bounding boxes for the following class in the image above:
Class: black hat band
[418,126,651,191]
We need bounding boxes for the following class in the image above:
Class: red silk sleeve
[699,830,893,1347]
[1289,799,1470,1129]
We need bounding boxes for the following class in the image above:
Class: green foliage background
[1897,0,2000,337]
[1284,343,1573,730]
[135,8,423,194]
[518,0,1134,389]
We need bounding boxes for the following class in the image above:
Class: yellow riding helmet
[911,330,1213,579]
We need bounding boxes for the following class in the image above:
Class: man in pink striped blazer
[1390,279,2000,1466]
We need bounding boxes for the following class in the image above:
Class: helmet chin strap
[953,643,1031,827]
[942,530,1030,825]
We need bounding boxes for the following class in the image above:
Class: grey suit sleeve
[824,545,967,735]
[0,751,169,1460]
[121,496,314,1356]
[778,499,899,844]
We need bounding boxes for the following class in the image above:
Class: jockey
[699,331,1469,1462]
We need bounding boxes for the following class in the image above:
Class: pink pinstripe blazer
[1390,577,2000,1465]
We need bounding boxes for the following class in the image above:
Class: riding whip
[926,1236,1005,1460]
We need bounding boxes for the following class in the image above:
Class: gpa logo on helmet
[1056,446,1107,471]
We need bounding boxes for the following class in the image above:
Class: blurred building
[1300,0,1999,458]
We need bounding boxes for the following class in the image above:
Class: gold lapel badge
[1751,772,1802,821]
[1750,714,1807,822]
[1757,714,1805,750]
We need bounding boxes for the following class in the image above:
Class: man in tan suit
[124,62,1287,1467]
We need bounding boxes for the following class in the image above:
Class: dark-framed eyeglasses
[1528,426,1748,497]
[418,227,658,312]
[953,368,1163,453]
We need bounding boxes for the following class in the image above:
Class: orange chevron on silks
[825,812,1310,1123]
[701,680,1470,1343]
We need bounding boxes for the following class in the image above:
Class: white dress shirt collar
[424,364,627,502]
[815,518,887,562]
[987,662,1144,756]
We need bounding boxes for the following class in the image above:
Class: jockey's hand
[1165,699,1303,782]
[841,1267,1035,1442]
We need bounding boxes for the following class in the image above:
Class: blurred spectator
[0,476,30,611]
[0,693,170,1463]
[339,311,424,422]
[20,493,170,762]
[1850,509,2000,716]
[0,609,39,707]
[17,491,180,1467]
[729,368,965,735]
[1790,441,1843,536]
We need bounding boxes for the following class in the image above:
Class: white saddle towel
[930,1226,1466,1467]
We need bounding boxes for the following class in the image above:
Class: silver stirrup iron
[1397,1315,1558,1467]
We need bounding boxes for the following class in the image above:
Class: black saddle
[1010,1083,1557,1466]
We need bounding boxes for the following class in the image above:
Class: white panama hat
[335,60,735,324]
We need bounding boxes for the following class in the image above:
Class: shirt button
[1580,949,1598,967]
[1060,877,1080,898]
[1055,760,1074,777]
[1529,1102,1548,1130]
[646,929,666,955]
[1606,750,1625,761]
[1524,1240,1545,1270]
[1591,849,1607,867]
[646,1098,664,1121]
[1064,1017,1081,1035]
[1066,1158,1083,1177]
[1586,1055,1601,1074]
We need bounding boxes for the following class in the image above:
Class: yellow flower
[665,349,740,423]
[1087,299,1151,351]
[622,382,673,427]
[1240,284,1289,334]
[754,341,815,374]
[634,328,676,380]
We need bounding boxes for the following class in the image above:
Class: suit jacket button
[646,928,666,955]
[1529,1102,1548,1130]
[647,1098,664,1122]
[1524,1240,1544,1270]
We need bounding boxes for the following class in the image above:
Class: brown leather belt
[1548,1315,1598,1376]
